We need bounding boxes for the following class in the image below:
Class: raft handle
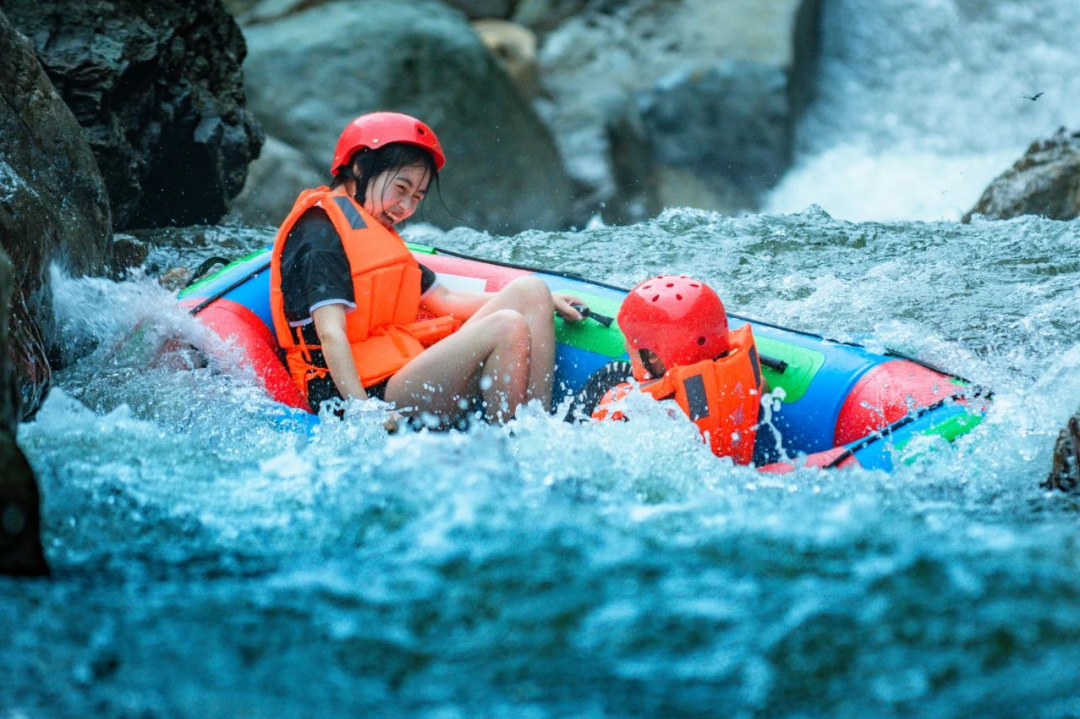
[759,354,788,373]
[570,303,614,328]
[185,256,235,289]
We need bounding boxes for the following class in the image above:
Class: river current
[6,209,1080,718]
[8,0,1080,714]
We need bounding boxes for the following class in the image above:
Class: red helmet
[330,112,446,176]
[617,275,730,380]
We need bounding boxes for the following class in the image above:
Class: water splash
[768,0,1080,220]
[9,211,1080,716]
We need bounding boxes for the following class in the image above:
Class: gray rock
[639,59,792,202]
[0,245,49,577]
[603,100,660,225]
[232,0,325,25]
[474,19,539,98]
[537,0,819,220]
[1045,411,1080,492]
[1,0,264,230]
[446,0,518,19]
[0,9,111,415]
[228,135,325,226]
[964,128,1080,222]
[513,0,597,33]
[243,0,572,233]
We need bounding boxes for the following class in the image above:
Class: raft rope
[186,259,271,317]
[821,386,994,469]
[426,246,964,384]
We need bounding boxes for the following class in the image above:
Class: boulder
[537,0,821,220]
[228,135,324,226]
[446,0,518,19]
[0,246,49,578]
[473,19,539,98]
[603,99,661,225]
[639,59,792,205]
[0,9,112,415]
[1045,411,1080,492]
[513,0,595,34]
[242,0,572,233]
[1,0,264,230]
[230,0,326,25]
[964,128,1080,222]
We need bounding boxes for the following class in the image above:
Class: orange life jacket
[269,187,459,402]
[594,324,763,464]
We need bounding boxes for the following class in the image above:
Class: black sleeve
[419,262,437,296]
[279,208,354,323]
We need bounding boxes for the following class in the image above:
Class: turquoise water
[7,209,1080,717]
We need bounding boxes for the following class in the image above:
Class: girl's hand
[552,292,586,322]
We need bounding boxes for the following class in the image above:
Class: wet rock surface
[964,128,1080,222]
[640,59,792,212]
[0,9,111,414]
[242,0,572,233]
[1,0,264,231]
[1045,412,1080,492]
[536,0,820,220]
[0,247,49,577]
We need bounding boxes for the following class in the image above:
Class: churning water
[7,0,1080,715]
[6,208,1080,718]
[767,0,1080,221]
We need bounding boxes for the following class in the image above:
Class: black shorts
[307,375,388,414]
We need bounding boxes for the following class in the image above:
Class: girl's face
[362,164,431,229]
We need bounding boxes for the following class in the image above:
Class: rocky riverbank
[225,0,823,227]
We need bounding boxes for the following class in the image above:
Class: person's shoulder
[289,207,338,246]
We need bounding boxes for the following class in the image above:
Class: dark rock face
[243,0,572,233]
[964,128,1080,222]
[513,0,599,33]
[445,0,518,19]
[639,60,792,204]
[1045,411,1080,492]
[0,246,49,578]
[1,0,264,230]
[789,0,824,123]
[0,9,111,414]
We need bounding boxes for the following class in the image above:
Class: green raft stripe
[754,336,825,404]
[552,290,628,358]
[895,411,986,465]
[179,248,271,298]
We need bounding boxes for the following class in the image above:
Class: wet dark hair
[331,143,439,209]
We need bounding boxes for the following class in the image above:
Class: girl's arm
[312,303,368,401]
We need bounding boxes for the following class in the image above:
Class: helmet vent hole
[417,127,426,135]
[676,294,682,300]
[690,283,699,288]
[666,283,674,288]
[697,337,706,345]
[651,294,660,302]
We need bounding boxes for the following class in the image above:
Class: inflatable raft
[178,243,989,472]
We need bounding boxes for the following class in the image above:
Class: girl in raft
[269,112,586,425]
[595,275,765,464]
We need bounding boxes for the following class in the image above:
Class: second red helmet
[330,112,446,176]
[617,275,730,379]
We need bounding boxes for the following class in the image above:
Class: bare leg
[386,309,531,424]
[462,276,557,410]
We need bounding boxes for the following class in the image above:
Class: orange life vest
[269,187,459,401]
[594,324,763,464]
